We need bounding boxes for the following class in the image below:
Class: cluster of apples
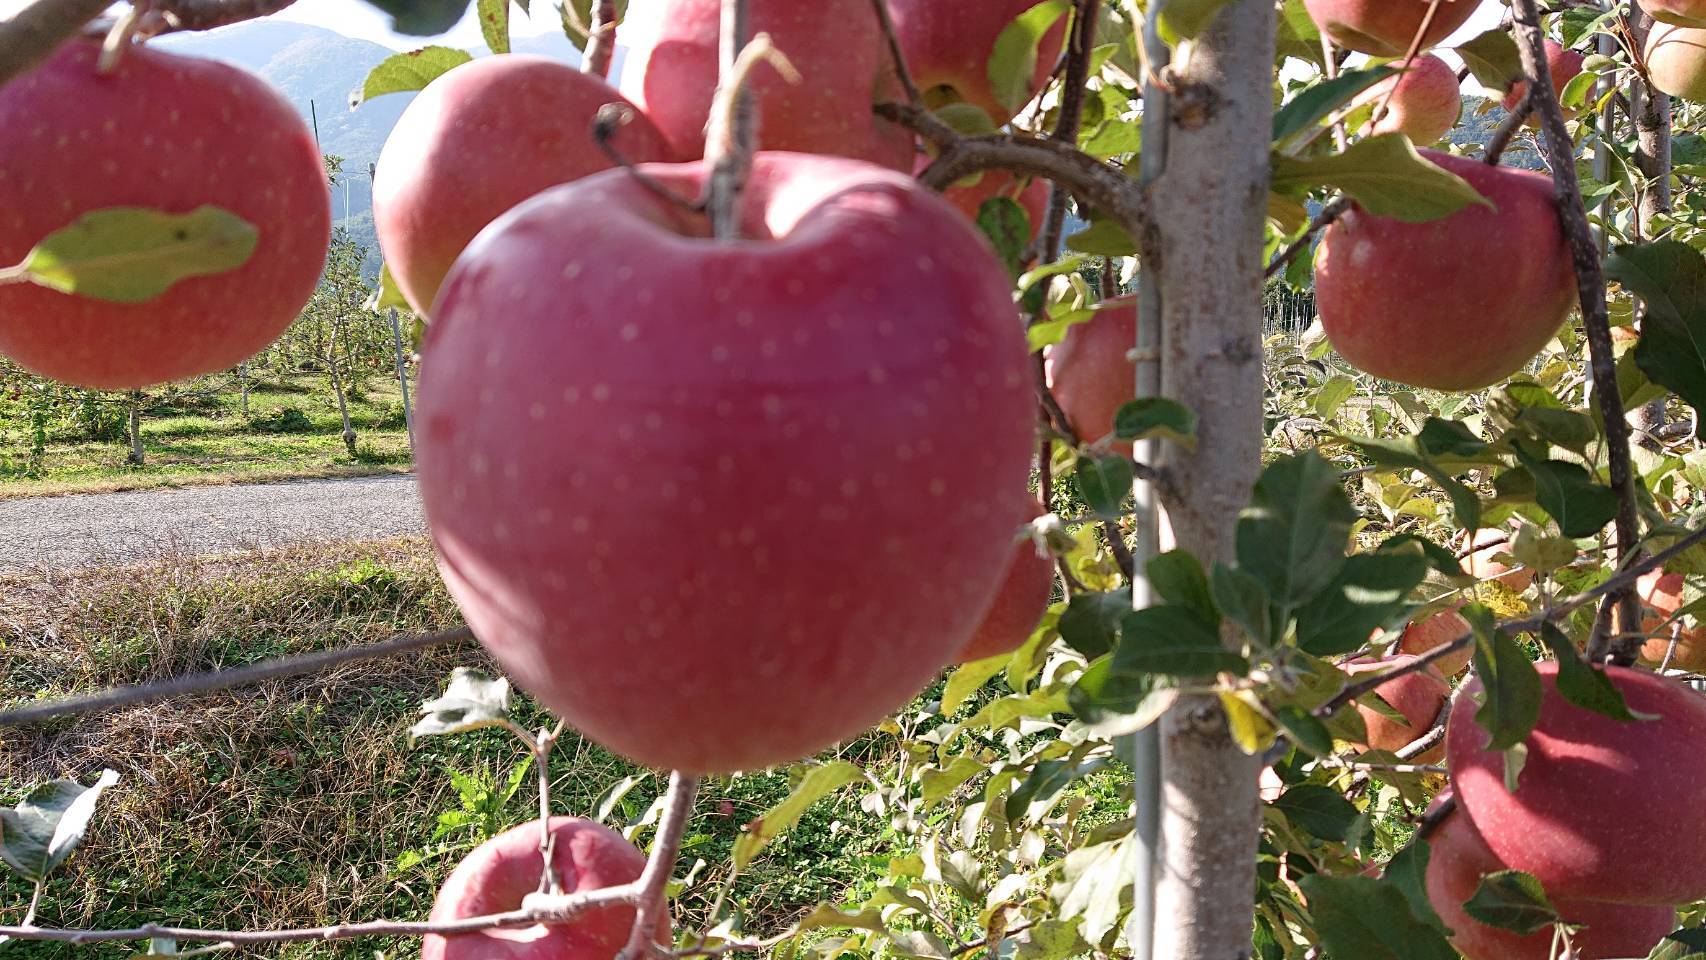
[1644,0,1706,101]
[1297,0,1591,393]
[0,38,332,389]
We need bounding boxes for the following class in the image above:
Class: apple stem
[593,103,705,216]
[583,0,617,78]
[0,0,114,91]
[615,771,701,960]
[1483,90,1534,166]
[1509,0,1644,665]
[701,28,798,240]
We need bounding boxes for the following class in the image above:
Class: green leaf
[1211,562,1274,648]
[1058,590,1129,658]
[943,652,1011,714]
[1652,929,1706,959]
[477,0,509,52]
[1075,453,1133,519]
[410,667,514,739]
[1456,29,1524,93]
[1068,655,1176,737]
[1314,374,1357,419]
[1272,704,1334,757]
[1271,134,1493,223]
[1220,690,1278,754]
[365,262,412,312]
[1514,451,1618,538]
[978,197,1031,278]
[1470,612,1542,753]
[888,930,954,960]
[1605,240,1706,421]
[1159,0,1235,41]
[354,46,473,105]
[1236,451,1358,611]
[1052,835,1131,945]
[919,754,986,807]
[1463,870,1558,935]
[1064,218,1138,257]
[1004,759,1079,821]
[732,762,863,870]
[560,0,628,50]
[358,0,473,37]
[9,206,257,303]
[1539,623,1647,722]
[1298,874,1459,960]
[1146,550,1218,621]
[988,0,1071,116]
[1345,431,1484,531]
[1113,398,1197,448]
[0,770,119,882]
[1295,542,1429,656]
[1270,784,1358,841]
[1116,606,1246,677]
[1386,840,1449,933]
[1272,66,1395,144]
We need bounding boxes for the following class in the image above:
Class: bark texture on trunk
[1145,3,1273,957]
[1630,6,1671,438]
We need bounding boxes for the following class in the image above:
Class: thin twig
[869,0,920,108]
[1484,91,1534,165]
[1509,0,1643,664]
[1265,198,1349,279]
[613,772,701,960]
[1366,0,1445,132]
[0,626,473,728]
[0,0,114,90]
[594,103,706,214]
[583,0,617,78]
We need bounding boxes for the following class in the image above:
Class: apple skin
[1464,526,1535,592]
[1315,149,1577,391]
[1357,53,1462,144]
[956,503,1053,663]
[422,817,667,960]
[1447,661,1706,904]
[0,38,329,390]
[619,0,913,169]
[1395,609,1473,677]
[416,152,1036,774]
[1502,39,1588,124]
[1631,568,1706,672]
[1342,655,1450,759]
[1045,295,1137,451]
[919,155,1051,241]
[1646,23,1706,102]
[1300,0,1484,57]
[1425,796,1676,960]
[885,0,1067,125]
[373,55,673,316]
[1644,0,1706,27]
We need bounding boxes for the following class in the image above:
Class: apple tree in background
[14,0,1706,958]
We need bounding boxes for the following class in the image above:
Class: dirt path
[0,474,424,572]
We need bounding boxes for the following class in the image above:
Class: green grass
[0,539,889,959]
[0,369,414,499]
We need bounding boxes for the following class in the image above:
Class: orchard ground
[0,369,413,499]
[0,537,1130,959]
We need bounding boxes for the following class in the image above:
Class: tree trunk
[1629,6,1672,438]
[387,308,416,450]
[239,362,250,418]
[1146,3,1273,956]
[126,390,145,466]
[327,350,357,458]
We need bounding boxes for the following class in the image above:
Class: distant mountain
[155,21,592,272]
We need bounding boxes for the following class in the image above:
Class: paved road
[0,474,425,572]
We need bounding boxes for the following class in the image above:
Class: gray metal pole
[387,308,416,450]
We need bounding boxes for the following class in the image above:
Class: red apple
[956,502,1053,663]
[416,152,1036,774]
[1447,661,1706,904]
[1315,149,1576,391]
[1425,795,1675,960]
[0,38,329,389]
[1464,526,1535,592]
[1342,655,1450,759]
[885,0,1067,125]
[1644,0,1706,27]
[373,54,673,316]
[1045,295,1137,450]
[1301,0,1485,57]
[919,154,1050,241]
[1646,22,1706,102]
[1502,39,1588,124]
[619,0,914,169]
[1395,609,1473,677]
[1630,568,1706,672]
[422,817,666,960]
[1356,53,1461,144]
